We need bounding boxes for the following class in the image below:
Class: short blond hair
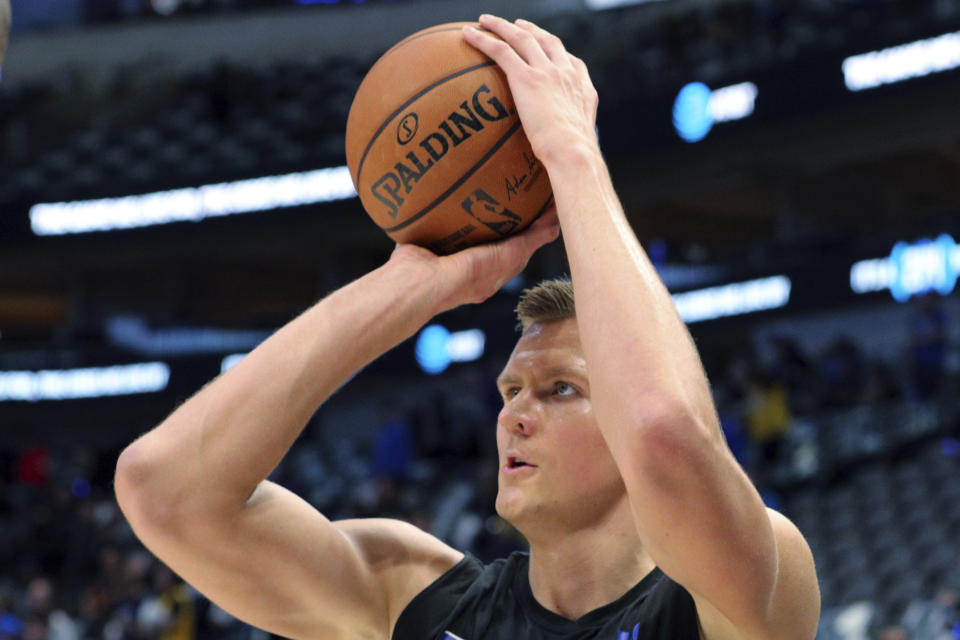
[515,278,575,332]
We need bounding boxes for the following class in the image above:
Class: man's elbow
[115,443,153,524]
[628,402,720,467]
[114,441,183,532]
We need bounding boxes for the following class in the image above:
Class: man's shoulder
[693,508,819,640]
[334,518,468,636]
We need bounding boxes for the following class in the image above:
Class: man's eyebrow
[496,373,519,387]
[542,366,588,381]
[496,367,588,387]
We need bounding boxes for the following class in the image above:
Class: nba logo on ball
[345,22,554,255]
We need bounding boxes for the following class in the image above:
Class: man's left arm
[465,16,819,640]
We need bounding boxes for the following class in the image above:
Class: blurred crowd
[0,445,259,639]
[713,295,953,481]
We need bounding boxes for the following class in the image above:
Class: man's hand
[389,206,559,313]
[462,15,600,167]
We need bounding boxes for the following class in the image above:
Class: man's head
[0,0,10,69]
[494,279,627,538]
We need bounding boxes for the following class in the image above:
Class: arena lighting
[842,30,960,91]
[673,81,758,143]
[585,0,665,9]
[29,166,357,236]
[0,362,170,402]
[225,328,487,378]
[150,0,181,16]
[415,325,486,375]
[221,353,245,373]
[671,276,792,323]
[106,315,269,356]
[849,234,959,302]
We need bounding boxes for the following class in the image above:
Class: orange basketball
[345,22,553,255]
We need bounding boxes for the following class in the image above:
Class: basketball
[345,22,554,255]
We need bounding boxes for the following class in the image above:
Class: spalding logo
[371,83,511,219]
[397,112,419,145]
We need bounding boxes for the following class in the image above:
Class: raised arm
[464,16,819,640]
[114,218,558,639]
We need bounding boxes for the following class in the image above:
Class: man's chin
[495,489,532,525]
[494,492,517,522]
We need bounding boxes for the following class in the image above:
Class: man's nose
[497,393,539,436]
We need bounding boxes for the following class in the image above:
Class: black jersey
[392,551,700,640]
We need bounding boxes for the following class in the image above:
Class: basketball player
[115,15,819,640]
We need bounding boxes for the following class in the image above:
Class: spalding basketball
[345,22,553,255]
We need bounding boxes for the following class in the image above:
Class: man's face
[494,319,626,532]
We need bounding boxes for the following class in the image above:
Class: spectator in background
[818,337,866,409]
[769,336,818,415]
[362,404,417,522]
[21,577,77,640]
[711,379,749,468]
[135,564,196,640]
[441,367,499,461]
[864,359,904,405]
[369,404,413,482]
[15,446,50,487]
[744,365,792,472]
[945,551,960,593]
[901,588,959,639]
[877,626,909,640]
[908,295,948,401]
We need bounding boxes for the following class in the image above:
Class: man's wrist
[540,137,605,180]
[378,250,450,319]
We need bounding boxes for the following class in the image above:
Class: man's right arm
[114,257,451,639]
[114,218,559,639]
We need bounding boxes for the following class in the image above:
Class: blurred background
[2,0,960,638]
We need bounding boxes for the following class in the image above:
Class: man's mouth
[506,456,537,469]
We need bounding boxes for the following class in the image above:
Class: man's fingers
[527,205,560,240]
[514,18,569,65]
[510,207,561,260]
[513,212,560,277]
[473,14,550,67]
[479,208,558,274]
[462,25,528,75]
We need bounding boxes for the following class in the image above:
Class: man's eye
[554,382,576,396]
[504,387,520,398]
